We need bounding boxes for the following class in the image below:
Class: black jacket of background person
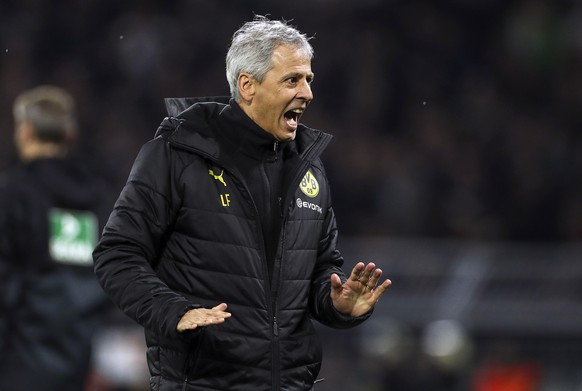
[93,97,371,391]
[0,155,111,391]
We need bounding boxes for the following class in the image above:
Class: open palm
[330,262,391,317]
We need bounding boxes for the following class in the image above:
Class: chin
[279,133,296,142]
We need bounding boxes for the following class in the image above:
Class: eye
[286,76,298,85]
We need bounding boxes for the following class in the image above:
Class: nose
[297,79,313,102]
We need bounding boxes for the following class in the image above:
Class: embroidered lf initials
[220,194,231,206]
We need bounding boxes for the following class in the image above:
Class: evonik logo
[296,198,323,214]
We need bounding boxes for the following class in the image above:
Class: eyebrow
[282,72,315,81]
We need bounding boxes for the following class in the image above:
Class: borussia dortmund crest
[299,170,319,198]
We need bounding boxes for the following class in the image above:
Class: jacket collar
[164,96,230,117]
[218,100,282,161]
[157,96,333,163]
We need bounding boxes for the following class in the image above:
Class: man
[93,16,391,390]
[0,85,111,390]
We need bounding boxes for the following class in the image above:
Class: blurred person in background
[93,16,391,391]
[0,85,112,391]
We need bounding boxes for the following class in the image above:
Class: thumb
[330,273,342,291]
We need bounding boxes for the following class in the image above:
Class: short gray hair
[13,85,76,143]
[226,15,314,102]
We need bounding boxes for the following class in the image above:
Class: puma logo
[208,169,227,187]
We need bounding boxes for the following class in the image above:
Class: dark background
[2,0,581,244]
[2,1,582,390]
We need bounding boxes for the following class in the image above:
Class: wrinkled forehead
[270,44,313,69]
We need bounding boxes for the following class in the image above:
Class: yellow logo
[209,169,227,186]
[208,169,230,206]
[299,170,319,198]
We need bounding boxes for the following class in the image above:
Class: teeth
[291,109,303,114]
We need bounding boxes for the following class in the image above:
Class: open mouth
[284,108,303,130]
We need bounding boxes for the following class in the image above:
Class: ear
[14,122,35,158]
[238,73,255,103]
[14,122,34,146]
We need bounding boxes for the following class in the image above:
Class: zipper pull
[272,141,280,161]
[273,316,279,336]
[278,197,283,217]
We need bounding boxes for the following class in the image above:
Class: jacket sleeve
[93,137,196,338]
[308,176,372,329]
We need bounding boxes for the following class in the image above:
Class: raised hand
[330,262,391,317]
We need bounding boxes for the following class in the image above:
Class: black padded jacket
[0,156,111,391]
[93,98,370,391]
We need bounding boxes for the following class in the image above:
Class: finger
[210,304,232,319]
[209,310,232,320]
[205,316,227,325]
[349,263,365,282]
[194,313,229,327]
[179,324,199,332]
[177,319,199,332]
[358,262,376,285]
[209,303,232,317]
[372,278,392,299]
[189,307,231,322]
[208,312,231,320]
[366,268,383,289]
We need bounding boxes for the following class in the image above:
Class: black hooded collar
[159,96,332,163]
[217,100,284,161]
[164,96,230,117]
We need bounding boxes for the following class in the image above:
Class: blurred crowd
[2,1,582,390]
[1,0,581,244]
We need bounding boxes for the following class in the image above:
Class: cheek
[254,88,286,123]
[261,99,280,121]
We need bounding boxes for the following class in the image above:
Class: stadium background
[1,0,582,390]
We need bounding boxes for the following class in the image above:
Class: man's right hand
[177,303,231,332]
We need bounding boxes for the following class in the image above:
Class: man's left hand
[330,262,391,317]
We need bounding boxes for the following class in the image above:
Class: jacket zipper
[273,316,279,336]
[270,134,328,391]
[181,329,205,390]
[269,139,281,390]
